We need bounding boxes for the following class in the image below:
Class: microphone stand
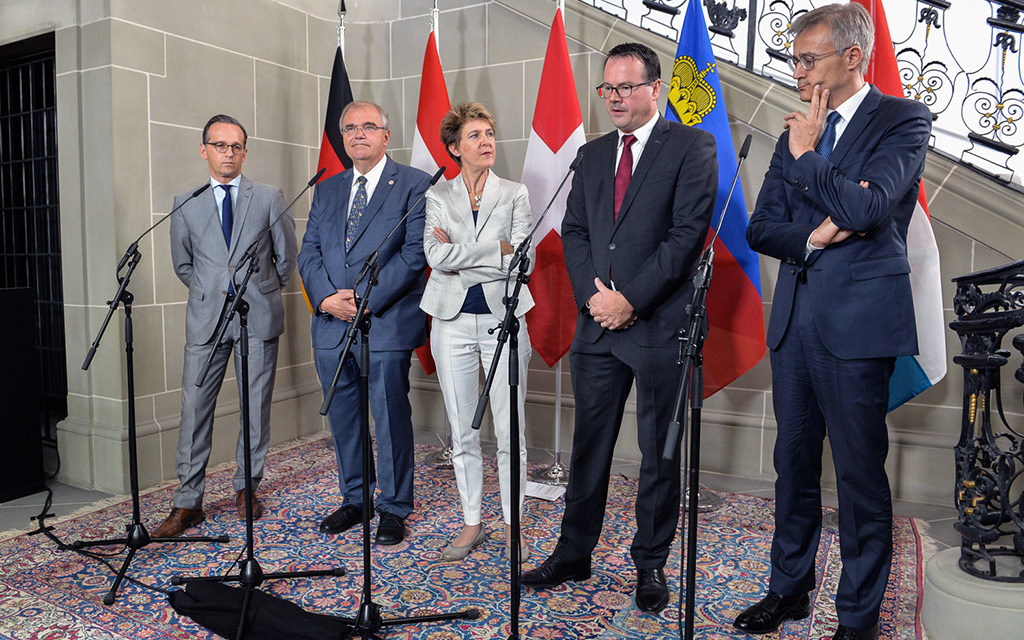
[72,184,228,607]
[318,166,478,638]
[173,169,344,640]
[470,151,582,639]
[661,135,752,640]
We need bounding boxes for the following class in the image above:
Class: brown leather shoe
[151,507,204,538]
[236,490,264,520]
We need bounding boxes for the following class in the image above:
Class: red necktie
[613,134,636,220]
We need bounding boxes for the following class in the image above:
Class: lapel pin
[388,179,395,185]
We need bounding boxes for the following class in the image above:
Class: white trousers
[431,313,530,525]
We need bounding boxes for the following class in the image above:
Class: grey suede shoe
[441,525,487,562]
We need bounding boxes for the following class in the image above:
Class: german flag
[317,46,354,179]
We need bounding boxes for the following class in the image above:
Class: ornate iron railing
[949,259,1024,581]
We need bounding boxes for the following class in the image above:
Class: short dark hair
[791,3,874,74]
[439,102,497,167]
[605,42,661,83]
[202,114,247,145]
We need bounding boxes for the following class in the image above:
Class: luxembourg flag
[521,6,586,366]
[854,0,946,409]
[669,0,765,397]
[409,22,458,376]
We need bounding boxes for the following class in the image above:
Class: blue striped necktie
[816,111,842,161]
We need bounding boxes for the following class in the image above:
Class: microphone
[117,183,212,273]
[507,149,583,274]
[354,164,445,288]
[230,166,327,282]
[642,0,681,15]
[707,134,752,248]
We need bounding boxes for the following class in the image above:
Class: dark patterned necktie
[346,176,368,250]
[816,111,842,161]
[613,134,636,220]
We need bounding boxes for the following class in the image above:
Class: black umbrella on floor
[168,581,352,640]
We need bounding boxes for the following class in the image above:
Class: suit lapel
[228,176,253,262]
[614,116,667,233]
[829,85,881,167]
[348,156,397,250]
[474,171,499,237]
[198,187,228,257]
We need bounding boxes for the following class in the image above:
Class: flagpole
[531,359,570,485]
[421,0,458,471]
[337,0,345,54]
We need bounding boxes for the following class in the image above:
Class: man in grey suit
[298,101,430,546]
[153,114,297,538]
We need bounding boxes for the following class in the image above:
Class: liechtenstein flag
[666,0,765,397]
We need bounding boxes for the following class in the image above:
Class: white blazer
[420,171,535,321]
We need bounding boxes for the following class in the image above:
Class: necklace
[464,171,487,209]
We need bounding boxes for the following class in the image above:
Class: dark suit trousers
[314,345,415,519]
[768,283,895,629]
[557,331,682,569]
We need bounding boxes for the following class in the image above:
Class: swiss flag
[409,29,458,375]
[521,8,586,366]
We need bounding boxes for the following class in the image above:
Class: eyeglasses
[786,48,850,72]
[596,80,655,99]
[342,123,386,135]
[204,141,246,154]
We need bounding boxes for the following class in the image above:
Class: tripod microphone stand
[468,150,582,639]
[661,134,752,640]
[172,168,343,640]
[72,185,229,606]
[318,166,476,639]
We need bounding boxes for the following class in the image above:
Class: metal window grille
[0,35,66,444]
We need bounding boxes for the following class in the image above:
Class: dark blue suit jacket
[747,87,931,360]
[561,116,717,349]
[298,156,431,352]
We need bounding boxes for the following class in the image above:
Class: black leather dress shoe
[635,568,670,612]
[375,512,406,545]
[520,554,591,589]
[832,624,879,640]
[733,590,811,634]
[319,504,363,534]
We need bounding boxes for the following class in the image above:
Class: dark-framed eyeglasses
[204,141,246,154]
[786,48,850,72]
[342,123,385,135]
[595,80,655,99]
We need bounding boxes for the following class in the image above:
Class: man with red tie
[521,42,717,614]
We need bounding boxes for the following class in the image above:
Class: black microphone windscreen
[192,183,211,198]
[430,166,446,185]
[570,149,584,171]
[642,0,680,15]
[309,167,327,187]
[739,134,752,160]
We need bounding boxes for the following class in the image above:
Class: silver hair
[790,2,874,74]
[339,101,391,131]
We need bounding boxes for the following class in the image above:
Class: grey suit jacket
[420,171,535,321]
[170,175,297,344]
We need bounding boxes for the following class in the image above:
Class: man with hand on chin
[521,42,717,614]
[736,4,931,640]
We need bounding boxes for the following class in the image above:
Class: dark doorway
[0,32,67,445]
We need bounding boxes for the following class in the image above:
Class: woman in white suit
[421,102,534,562]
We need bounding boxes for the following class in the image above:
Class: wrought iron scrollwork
[949,259,1024,581]
[704,0,748,38]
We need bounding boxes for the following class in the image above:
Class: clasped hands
[589,278,636,331]
[321,289,367,323]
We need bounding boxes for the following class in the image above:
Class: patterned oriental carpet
[0,433,929,639]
